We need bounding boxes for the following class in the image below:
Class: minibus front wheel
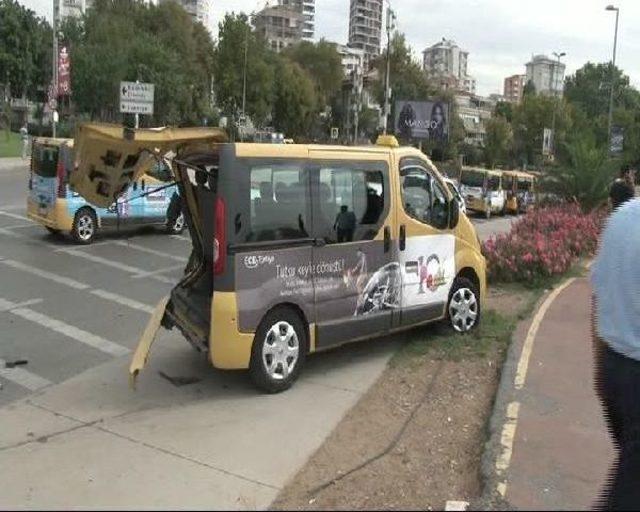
[72,207,97,244]
[447,276,481,333]
[249,306,308,393]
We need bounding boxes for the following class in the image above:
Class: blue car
[27,138,185,244]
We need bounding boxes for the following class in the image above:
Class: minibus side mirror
[449,198,460,229]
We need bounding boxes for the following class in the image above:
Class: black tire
[166,195,185,235]
[71,207,97,244]
[249,307,308,393]
[45,227,61,235]
[447,276,481,333]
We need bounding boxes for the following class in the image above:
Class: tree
[0,0,52,100]
[494,101,514,123]
[523,80,536,97]
[282,39,342,109]
[273,59,317,138]
[485,117,513,168]
[543,133,613,210]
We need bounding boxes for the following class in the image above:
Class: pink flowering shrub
[482,204,607,284]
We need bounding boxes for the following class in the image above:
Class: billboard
[394,100,449,142]
[58,44,71,96]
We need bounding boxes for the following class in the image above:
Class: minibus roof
[461,166,503,177]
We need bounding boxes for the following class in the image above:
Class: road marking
[1,260,90,290]
[495,401,520,497]
[112,240,188,262]
[90,289,154,314]
[0,299,130,357]
[0,259,154,313]
[55,248,175,284]
[0,357,52,392]
[445,500,469,511]
[132,264,184,279]
[0,298,43,312]
[1,223,34,230]
[170,234,190,242]
[0,227,26,238]
[514,278,576,390]
[0,210,30,222]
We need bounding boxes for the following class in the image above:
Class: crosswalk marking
[132,264,184,279]
[0,260,153,313]
[6,303,131,357]
[111,240,189,263]
[55,248,175,284]
[0,358,52,391]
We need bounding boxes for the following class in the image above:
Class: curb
[475,276,579,510]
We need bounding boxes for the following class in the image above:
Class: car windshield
[460,171,485,188]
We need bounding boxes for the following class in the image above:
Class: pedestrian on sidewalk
[608,164,635,210]
[591,197,640,511]
[20,122,29,160]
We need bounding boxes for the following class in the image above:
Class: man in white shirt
[591,198,640,510]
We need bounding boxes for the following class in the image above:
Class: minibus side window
[247,164,309,242]
[317,167,385,244]
[401,165,449,230]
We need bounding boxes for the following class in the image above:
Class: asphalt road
[0,158,513,407]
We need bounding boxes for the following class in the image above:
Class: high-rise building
[504,74,526,104]
[422,38,476,95]
[160,0,211,27]
[347,0,383,68]
[281,0,315,40]
[336,44,365,77]
[253,3,304,53]
[525,55,566,97]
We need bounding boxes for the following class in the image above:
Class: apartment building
[503,74,526,103]
[422,38,476,95]
[253,3,304,53]
[525,54,566,97]
[347,0,384,68]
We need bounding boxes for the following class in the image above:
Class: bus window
[487,176,501,191]
[460,170,485,188]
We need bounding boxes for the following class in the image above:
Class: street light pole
[52,0,59,138]
[383,6,395,135]
[606,4,619,148]
[550,51,565,155]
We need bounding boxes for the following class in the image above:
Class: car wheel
[166,196,185,235]
[249,307,308,393]
[72,207,97,244]
[447,276,481,333]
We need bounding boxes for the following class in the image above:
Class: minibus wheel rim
[173,213,185,232]
[262,321,299,381]
[449,288,478,332]
[77,214,94,241]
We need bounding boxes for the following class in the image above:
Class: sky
[18,0,640,96]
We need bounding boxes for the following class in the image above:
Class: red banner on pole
[58,44,71,96]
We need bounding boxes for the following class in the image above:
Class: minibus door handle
[399,225,406,251]
[384,226,391,253]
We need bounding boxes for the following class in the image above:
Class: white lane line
[170,234,190,242]
[0,298,43,312]
[0,260,153,313]
[0,227,26,238]
[90,289,154,314]
[2,301,130,357]
[0,210,30,222]
[53,240,113,252]
[55,248,175,284]
[112,240,188,262]
[1,260,90,290]
[1,223,34,230]
[0,357,52,392]
[132,264,184,279]
[445,501,469,511]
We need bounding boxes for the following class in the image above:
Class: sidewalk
[0,330,398,509]
[484,277,614,510]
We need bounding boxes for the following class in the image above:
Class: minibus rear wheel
[250,307,308,393]
[447,277,481,333]
[72,207,97,244]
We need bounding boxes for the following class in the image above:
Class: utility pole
[52,0,59,138]
[382,5,395,135]
[605,4,620,150]
[550,51,565,156]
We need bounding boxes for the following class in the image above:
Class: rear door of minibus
[30,142,60,217]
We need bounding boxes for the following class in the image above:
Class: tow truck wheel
[250,307,308,394]
[72,207,97,244]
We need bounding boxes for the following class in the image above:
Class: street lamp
[550,51,566,155]
[605,4,620,148]
[382,5,396,135]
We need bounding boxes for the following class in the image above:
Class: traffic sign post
[120,81,155,128]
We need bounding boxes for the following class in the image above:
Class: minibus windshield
[487,176,501,191]
[517,178,532,191]
[460,170,485,188]
[32,145,59,178]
